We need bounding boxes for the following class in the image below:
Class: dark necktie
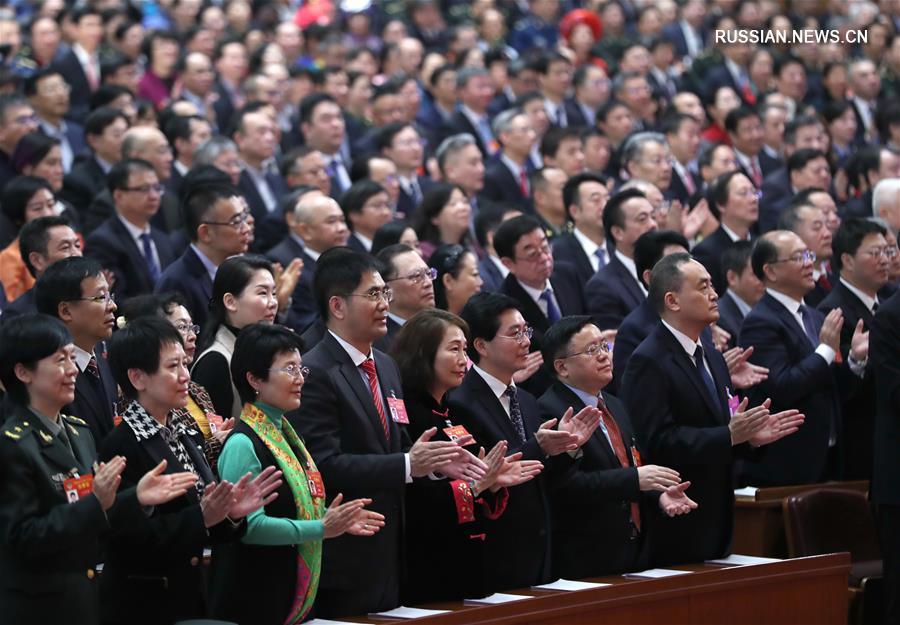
[85,355,101,380]
[799,305,820,348]
[692,345,719,407]
[540,289,561,322]
[139,233,160,285]
[360,358,390,441]
[594,247,607,270]
[873,301,879,313]
[503,385,527,443]
[597,395,641,533]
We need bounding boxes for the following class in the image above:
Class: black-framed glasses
[271,364,310,379]
[174,322,200,336]
[71,292,115,305]
[348,287,394,303]
[202,210,252,228]
[517,243,552,263]
[771,250,816,265]
[560,341,612,359]
[386,267,437,285]
[495,326,534,344]
[121,183,164,195]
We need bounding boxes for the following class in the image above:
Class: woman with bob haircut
[413,183,474,261]
[99,317,283,625]
[0,314,196,625]
[209,322,385,624]
[430,243,484,315]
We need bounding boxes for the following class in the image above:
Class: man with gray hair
[437,133,486,203]
[441,67,497,157]
[613,72,655,131]
[622,131,673,193]
[194,136,242,186]
[873,178,900,234]
[479,108,536,211]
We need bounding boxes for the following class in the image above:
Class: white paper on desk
[734,486,759,498]
[465,592,531,604]
[706,554,782,566]
[625,568,692,578]
[533,579,611,591]
[303,620,361,625]
[370,606,452,619]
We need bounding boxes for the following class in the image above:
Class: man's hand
[491,451,544,489]
[512,352,544,384]
[659,481,699,517]
[93,456,126,511]
[409,427,464,477]
[472,442,506,495]
[710,324,731,352]
[272,258,303,312]
[557,405,601,448]
[728,398,771,445]
[534,418,580,456]
[849,319,868,362]
[226,466,283,519]
[819,308,843,352]
[725,346,769,389]
[200,481,235,528]
[438,447,489,482]
[748,409,805,447]
[322,494,386,538]
[637,464,681,492]
[136,459,198,506]
[212,418,235,445]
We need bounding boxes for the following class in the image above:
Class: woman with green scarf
[209,323,385,624]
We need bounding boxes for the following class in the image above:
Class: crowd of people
[1,0,900,623]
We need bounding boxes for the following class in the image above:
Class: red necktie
[361,358,390,441]
[519,169,529,197]
[598,396,641,533]
[749,158,762,187]
[86,355,101,379]
[683,168,696,195]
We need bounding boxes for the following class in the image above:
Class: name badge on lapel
[386,392,409,424]
[307,471,325,499]
[63,475,94,503]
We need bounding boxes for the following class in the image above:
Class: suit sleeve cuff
[815,344,836,364]
[405,453,412,484]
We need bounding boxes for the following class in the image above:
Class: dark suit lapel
[467,371,522,444]
[186,248,213,301]
[503,275,549,332]
[550,273,580,316]
[612,256,644,308]
[763,293,814,352]
[111,218,153,291]
[554,382,620,466]
[660,326,725,419]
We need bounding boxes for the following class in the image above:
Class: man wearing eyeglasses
[35,257,119,443]
[84,159,175,301]
[374,244,436,352]
[739,230,864,486]
[539,316,696,578]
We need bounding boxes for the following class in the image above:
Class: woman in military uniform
[0,313,197,625]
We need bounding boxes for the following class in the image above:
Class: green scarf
[241,402,325,624]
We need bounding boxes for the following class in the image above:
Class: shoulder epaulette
[61,414,88,426]
[3,421,30,441]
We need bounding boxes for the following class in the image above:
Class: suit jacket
[0,288,36,322]
[396,175,433,219]
[738,292,842,486]
[716,291,745,348]
[155,246,214,329]
[84,216,175,301]
[620,323,737,565]
[667,166,703,205]
[478,157,531,212]
[477,256,506,294]
[611,298,660,394]
[805,271,836,308]
[51,49,92,123]
[85,191,183,238]
[374,316,403,354]
[871,290,900,505]
[552,232,602,286]
[585,253,646,330]
[64,347,117,444]
[441,110,493,158]
[447,369,552,590]
[61,155,106,222]
[265,236,318,333]
[758,168,791,234]
[212,80,238,133]
[818,281,877,480]
[289,333,409,617]
[661,21,707,59]
[692,226,745,295]
[539,382,651,577]
[759,150,783,178]
[0,406,141,625]
[238,169,290,224]
[564,97,593,129]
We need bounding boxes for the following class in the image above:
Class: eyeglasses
[734,188,763,199]
[174,322,200,336]
[560,341,612,359]
[771,250,817,265]
[348,287,394,303]
[386,267,437,285]
[495,326,534,345]
[121,183,164,195]
[517,243,552,263]
[71,292,115,305]
[202,210,252,228]
[861,246,897,259]
[271,364,310,379]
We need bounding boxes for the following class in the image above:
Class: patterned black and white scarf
[120,399,207,493]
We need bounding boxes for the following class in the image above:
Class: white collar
[766,287,804,314]
[500,152,526,178]
[73,345,94,373]
[614,249,646,293]
[328,329,372,367]
[472,364,512,400]
[489,254,510,277]
[460,104,488,126]
[839,277,879,313]
[117,214,151,240]
[573,226,603,256]
[726,289,753,316]
[189,243,219,281]
[353,232,373,251]
[660,319,703,359]
[721,222,750,242]
[516,277,551,305]
[72,43,97,65]
[563,383,601,409]
[173,160,189,176]
[387,312,407,327]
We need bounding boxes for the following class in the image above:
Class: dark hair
[541,315,595,373]
[23,68,63,98]
[787,148,827,175]
[493,214,543,260]
[597,99,629,124]
[724,106,760,135]
[721,239,755,281]
[391,309,470,395]
[774,53,804,78]
[649,252,694,315]
[231,323,305,404]
[707,170,749,220]
[116,291,188,323]
[751,236,780,280]
[375,244,416,281]
[35,256,104,318]
[413,182,468,246]
[84,106,129,139]
[540,126,582,159]
[698,142,730,170]
[602,188,647,235]
[660,112,698,136]
[372,220,413,255]
[298,92,338,127]
[431,244,476,310]
[71,5,102,24]
[12,132,60,173]
[340,180,387,224]
[430,63,456,89]
[374,122,414,153]
[821,99,853,125]
[1,175,53,228]
[19,215,73,278]
[832,218,887,272]
[783,115,821,146]
[562,172,607,220]
[107,158,156,193]
[313,247,383,320]
[200,255,274,351]
[183,183,240,241]
[107,316,184,400]
[634,230,689,288]
[474,204,512,249]
[91,83,133,110]
[0,94,27,128]
[459,291,521,364]
[0,314,73,404]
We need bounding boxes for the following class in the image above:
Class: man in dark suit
[374,244,436,353]
[378,122,433,218]
[661,0,707,61]
[495,215,585,394]
[740,231,864,486]
[778,192,835,307]
[292,248,483,617]
[49,6,102,123]
[621,253,802,565]
[440,67,497,158]
[35,257,119,443]
[84,159,175,301]
[586,189,659,330]
[478,109,535,212]
[163,114,213,199]
[848,59,881,144]
[450,292,598,591]
[25,69,86,173]
[715,241,764,343]
[759,147,831,235]
[539,316,696,578]
[298,93,352,198]
[0,94,40,189]
[554,173,611,285]
[473,208,513,293]
[726,107,767,188]
[211,39,248,133]
[871,289,900,624]
[565,64,608,129]
[692,171,757,295]
[663,113,703,205]
[818,219,890,480]
[156,184,252,328]
[234,109,289,224]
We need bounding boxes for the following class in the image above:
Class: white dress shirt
[765,288,835,364]
[573,227,607,273]
[615,249,648,295]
